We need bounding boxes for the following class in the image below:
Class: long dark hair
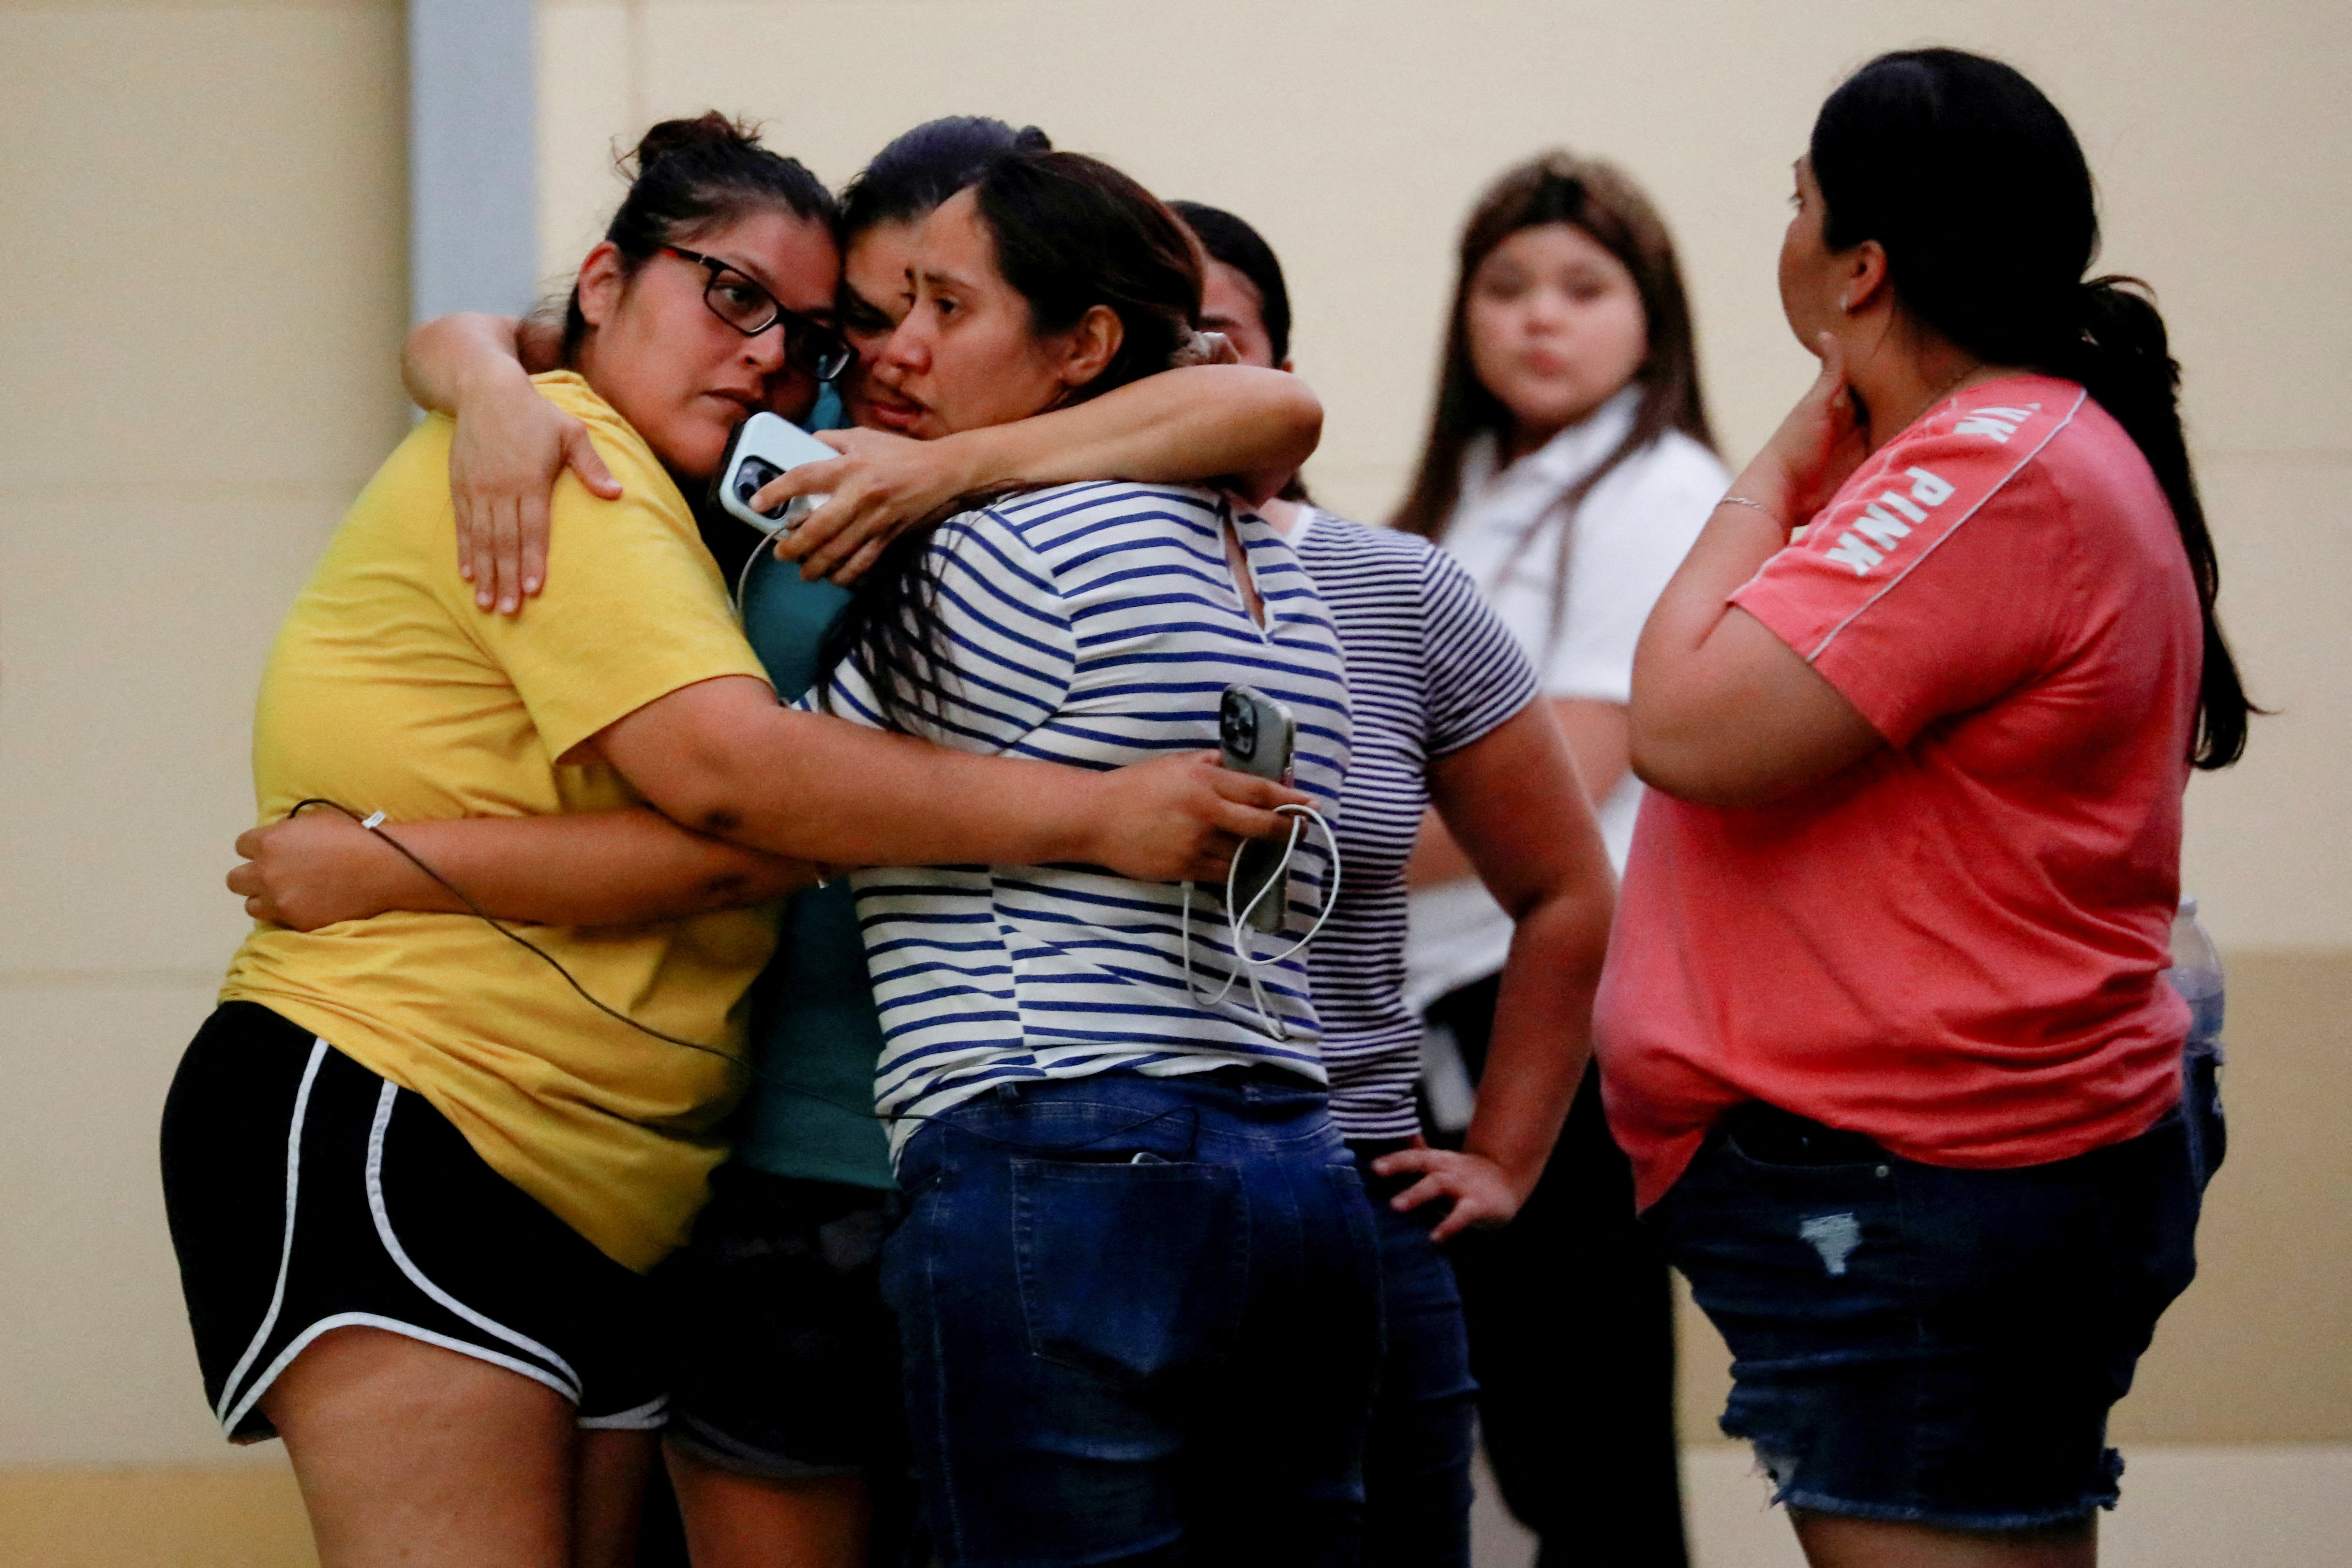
[1811,48,2254,769]
[1392,153,1714,650]
[821,150,1203,731]
[560,112,834,362]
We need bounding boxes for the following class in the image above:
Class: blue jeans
[884,1071,1384,1568]
[1354,1145,1478,1568]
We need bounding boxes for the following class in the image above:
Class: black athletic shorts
[660,1163,907,1479]
[160,1001,667,1442]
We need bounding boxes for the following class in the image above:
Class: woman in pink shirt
[1601,48,2253,1568]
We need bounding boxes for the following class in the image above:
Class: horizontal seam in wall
[2194,450,2352,466]
[0,482,362,503]
[0,1,398,15]
[0,969,221,990]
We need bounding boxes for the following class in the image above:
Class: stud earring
[1838,290,1853,312]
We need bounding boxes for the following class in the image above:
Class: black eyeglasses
[662,245,854,382]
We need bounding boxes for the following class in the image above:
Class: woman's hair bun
[561,111,832,362]
[629,111,761,174]
[1012,125,1053,153]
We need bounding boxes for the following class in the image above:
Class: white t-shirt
[1403,388,1728,1012]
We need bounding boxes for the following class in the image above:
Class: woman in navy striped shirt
[1179,201,1618,1568]
[813,149,1378,1567]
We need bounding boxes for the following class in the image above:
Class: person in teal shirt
[657,480,913,1559]
[730,488,892,1192]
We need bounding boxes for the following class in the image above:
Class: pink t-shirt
[1596,376,2201,1210]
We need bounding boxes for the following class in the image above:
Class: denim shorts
[659,1166,907,1481]
[884,1069,1383,1568]
[1648,1064,2220,1534]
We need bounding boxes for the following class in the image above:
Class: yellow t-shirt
[222,372,777,1272]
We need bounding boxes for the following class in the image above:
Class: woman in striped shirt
[799,148,1381,1566]
[1179,199,1618,1568]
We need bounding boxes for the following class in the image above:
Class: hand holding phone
[1217,685,1298,935]
[711,412,839,530]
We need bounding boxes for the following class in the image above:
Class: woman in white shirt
[1393,151,1726,1568]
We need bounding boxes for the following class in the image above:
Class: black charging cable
[289,798,751,1072]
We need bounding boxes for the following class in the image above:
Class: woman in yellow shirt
[161,115,1297,1568]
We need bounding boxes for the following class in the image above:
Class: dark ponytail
[2057,279,2249,766]
[1812,49,2255,768]
[821,149,1203,732]
[560,112,834,361]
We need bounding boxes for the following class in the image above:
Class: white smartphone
[711,412,838,530]
[1217,684,1299,935]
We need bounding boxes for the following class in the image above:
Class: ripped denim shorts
[1647,1070,2220,1534]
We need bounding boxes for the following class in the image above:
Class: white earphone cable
[1179,802,1341,1041]
[733,509,801,615]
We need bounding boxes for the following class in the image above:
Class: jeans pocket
[1013,1157,1246,1385]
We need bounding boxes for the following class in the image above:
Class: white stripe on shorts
[578,1395,671,1431]
[214,1037,330,1428]
[364,1082,583,1400]
[221,1311,578,1438]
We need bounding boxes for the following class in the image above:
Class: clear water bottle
[2167,893,2227,1181]
[2168,894,2225,1062]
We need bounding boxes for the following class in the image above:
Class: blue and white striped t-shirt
[1291,508,1540,1140]
[816,481,1352,1157]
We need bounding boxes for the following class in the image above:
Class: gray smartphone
[1218,684,1298,935]
[710,411,838,529]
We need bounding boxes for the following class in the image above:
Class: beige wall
[0,0,408,1476]
[0,0,2344,1556]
